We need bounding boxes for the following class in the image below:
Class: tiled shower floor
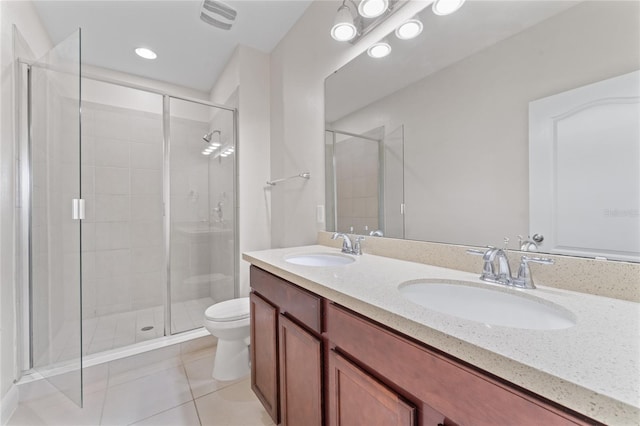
[83,297,215,356]
[45,297,215,362]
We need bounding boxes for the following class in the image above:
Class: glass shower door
[168,98,236,334]
[29,29,83,406]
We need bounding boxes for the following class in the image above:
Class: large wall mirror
[325,0,640,262]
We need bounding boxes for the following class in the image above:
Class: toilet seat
[205,297,250,322]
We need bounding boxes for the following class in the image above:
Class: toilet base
[212,338,250,381]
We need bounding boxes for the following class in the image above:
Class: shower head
[202,130,222,156]
[203,130,221,143]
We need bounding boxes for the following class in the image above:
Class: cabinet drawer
[326,303,593,426]
[250,266,322,334]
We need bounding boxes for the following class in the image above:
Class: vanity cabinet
[325,303,595,426]
[250,266,323,426]
[279,315,323,425]
[328,350,417,426]
[250,266,597,426]
[249,292,278,421]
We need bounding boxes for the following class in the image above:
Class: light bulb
[367,42,391,58]
[331,5,357,41]
[358,0,388,18]
[135,47,157,60]
[395,19,423,40]
[432,0,466,16]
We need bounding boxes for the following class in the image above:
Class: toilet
[204,297,251,381]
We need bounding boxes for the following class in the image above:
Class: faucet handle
[466,248,496,279]
[353,236,365,255]
[521,256,554,265]
[515,256,554,289]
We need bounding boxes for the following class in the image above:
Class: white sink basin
[285,253,355,267]
[398,280,575,330]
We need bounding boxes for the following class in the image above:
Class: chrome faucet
[512,256,554,289]
[490,248,512,285]
[467,247,553,289]
[332,232,364,255]
[352,236,364,255]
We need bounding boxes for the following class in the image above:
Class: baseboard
[0,384,19,425]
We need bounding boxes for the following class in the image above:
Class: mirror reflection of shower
[202,129,235,158]
[202,129,221,155]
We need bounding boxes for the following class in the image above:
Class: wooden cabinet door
[279,314,323,426]
[250,292,279,424]
[328,350,416,426]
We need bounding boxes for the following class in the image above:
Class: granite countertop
[243,245,640,425]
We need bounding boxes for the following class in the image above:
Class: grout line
[124,401,197,426]
[97,360,111,425]
[181,362,203,426]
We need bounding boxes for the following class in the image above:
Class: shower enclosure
[325,126,404,239]
[17,29,237,407]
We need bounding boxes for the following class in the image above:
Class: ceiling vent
[200,0,237,30]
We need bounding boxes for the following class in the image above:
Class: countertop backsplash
[317,231,640,303]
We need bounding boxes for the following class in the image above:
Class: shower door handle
[72,198,85,220]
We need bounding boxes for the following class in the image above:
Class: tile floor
[9,344,274,426]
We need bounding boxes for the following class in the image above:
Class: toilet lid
[205,297,250,322]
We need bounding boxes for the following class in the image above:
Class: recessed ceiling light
[432,0,466,16]
[367,42,391,58]
[135,47,157,60]
[395,19,423,40]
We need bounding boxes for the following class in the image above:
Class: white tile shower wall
[31,88,81,369]
[207,112,235,303]
[335,136,379,233]
[169,117,213,307]
[81,101,166,318]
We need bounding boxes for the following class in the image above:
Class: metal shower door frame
[162,94,239,336]
[17,70,239,379]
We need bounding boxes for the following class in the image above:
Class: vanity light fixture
[331,0,411,45]
[395,18,423,40]
[134,47,157,60]
[367,41,391,58]
[331,3,357,41]
[432,0,466,16]
[358,0,388,19]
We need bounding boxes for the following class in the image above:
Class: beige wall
[210,45,272,296]
[269,0,429,248]
[330,1,640,248]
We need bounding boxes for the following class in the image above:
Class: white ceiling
[325,1,580,122]
[32,0,313,93]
